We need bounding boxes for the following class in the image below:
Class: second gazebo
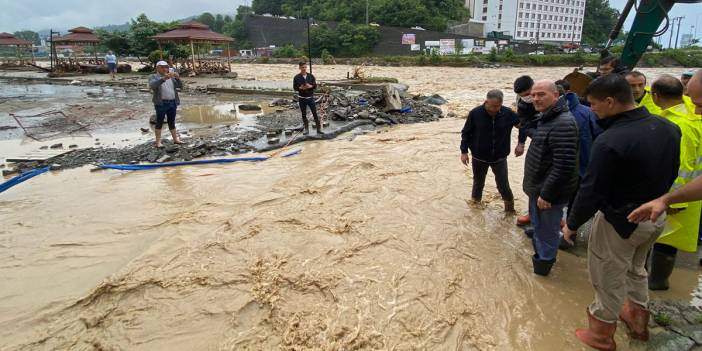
[152,21,234,75]
[50,26,100,73]
[0,32,34,67]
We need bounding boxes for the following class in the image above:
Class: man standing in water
[522,80,578,276]
[460,90,520,212]
[513,75,535,225]
[148,61,184,148]
[293,61,323,135]
[105,50,117,80]
[563,75,680,350]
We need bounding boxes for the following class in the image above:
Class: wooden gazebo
[0,32,34,66]
[50,26,100,72]
[152,21,234,75]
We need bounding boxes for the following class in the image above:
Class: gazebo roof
[0,32,32,46]
[152,21,234,43]
[52,27,99,44]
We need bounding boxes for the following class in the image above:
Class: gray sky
[0,0,700,46]
[0,0,248,32]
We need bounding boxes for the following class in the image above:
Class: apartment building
[465,0,586,43]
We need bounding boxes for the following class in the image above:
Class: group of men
[460,58,702,350]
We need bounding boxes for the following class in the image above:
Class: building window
[530,32,534,37]
[498,14,502,19]
[482,16,487,20]
[483,6,488,13]
[483,0,488,3]
[498,24,501,29]
[519,13,523,18]
[499,5,503,10]
[526,3,530,9]
[520,2,523,8]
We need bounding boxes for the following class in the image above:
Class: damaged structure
[49,27,101,73]
[152,21,234,76]
[0,32,34,67]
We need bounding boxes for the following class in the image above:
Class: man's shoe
[648,249,676,291]
[619,299,649,341]
[516,214,531,226]
[303,126,309,135]
[575,309,617,351]
[532,255,556,276]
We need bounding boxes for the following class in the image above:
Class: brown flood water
[1,118,699,350]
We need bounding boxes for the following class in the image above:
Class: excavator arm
[610,0,702,70]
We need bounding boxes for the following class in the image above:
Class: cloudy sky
[0,0,700,42]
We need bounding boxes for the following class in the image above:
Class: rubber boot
[575,309,617,351]
[532,255,556,276]
[504,200,516,213]
[315,117,324,135]
[648,249,676,291]
[619,299,649,341]
[516,214,531,226]
[303,122,309,136]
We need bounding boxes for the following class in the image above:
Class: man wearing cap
[149,61,184,148]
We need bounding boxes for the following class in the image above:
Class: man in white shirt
[148,61,184,148]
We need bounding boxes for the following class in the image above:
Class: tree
[582,0,619,46]
[308,20,381,57]
[128,14,178,63]
[214,14,225,33]
[252,0,284,15]
[96,30,130,55]
[224,5,254,49]
[198,12,216,29]
[13,30,40,45]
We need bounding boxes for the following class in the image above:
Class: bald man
[523,80,579,276]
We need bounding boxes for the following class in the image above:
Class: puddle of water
[0,80,125,100]
[180,102,271,130]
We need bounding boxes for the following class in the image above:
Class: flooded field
[1,65,700,350]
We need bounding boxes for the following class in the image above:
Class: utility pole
[536,14,541,50]
[675,16,685,49]
[49,29,60,72]
[668,17,677,49]
[307,16,312,74]
[366,0,369,25]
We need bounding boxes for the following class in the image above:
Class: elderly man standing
[148,61,184,148]
[460,90,520,212]
[564,75,681,350]
[523,80,579,276]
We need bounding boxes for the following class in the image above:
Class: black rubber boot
[532,255,556,276]
[648,249,676,291]
[303,122,309,135]
[504,200,516,213]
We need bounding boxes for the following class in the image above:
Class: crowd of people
[460,59,702,350]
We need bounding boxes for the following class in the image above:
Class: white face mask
[521,95,533,104]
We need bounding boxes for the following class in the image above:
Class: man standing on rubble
[293,61,323,136]
[460,89,520,212]
[148,61,184,148]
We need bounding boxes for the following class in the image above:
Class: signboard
[402,33,416,45]
[425,40,440,47]
[498,40,509,45]
[410,44,421,51]
[439,39,455,55]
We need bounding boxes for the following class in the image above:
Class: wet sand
[1,65,700,350]
[1,119,699,350]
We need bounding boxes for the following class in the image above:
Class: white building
[465,0,586,43]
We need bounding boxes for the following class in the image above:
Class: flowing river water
[1,66,700,350]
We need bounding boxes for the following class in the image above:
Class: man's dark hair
[599,56,619,67]
[585,74,635,104]
[514,75,534,94]
[651,74,684,100]
[555,79,570,92]
[625,70,647,83]
[298,61,307,67]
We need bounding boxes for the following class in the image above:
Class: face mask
[521,95,533,104]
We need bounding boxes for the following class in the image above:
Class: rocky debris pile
[325,85,444,125]
[647,300,702,351]
[8,130,264,173]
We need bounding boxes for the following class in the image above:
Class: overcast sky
[0,0,700,42]
[0,0,249,32]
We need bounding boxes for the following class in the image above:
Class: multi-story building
[465,0,586,43]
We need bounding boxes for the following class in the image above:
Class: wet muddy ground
[1,65,701,350]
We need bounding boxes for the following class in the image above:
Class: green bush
[321,49,335,64]
[273,44,303,58]
[488,48,498,62]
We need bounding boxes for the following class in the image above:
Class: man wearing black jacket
[460,90,520,212]
[563,75,681,350]
[293,61,322,135]
[522,80,579,277]
[514,75,537,226]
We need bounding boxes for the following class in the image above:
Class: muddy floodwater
[1,66,700,350]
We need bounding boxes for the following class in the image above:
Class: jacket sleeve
[173,77,183,89]
[148,74,165,90]
[567,141,616,230]
[460,111,474,154]
[293,76,301,92]
[309,74,317,89]
[540,118,579,202]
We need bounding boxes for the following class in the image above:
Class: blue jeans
[529,196,566,261]
[154,100,177,130]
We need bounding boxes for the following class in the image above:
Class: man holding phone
[293,61,323,135]
[148,61,184,148]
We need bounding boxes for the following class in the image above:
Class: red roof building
[0,32,32,46]
[51,27,99,44]
[152,21,234,74]
[0,32,34,65]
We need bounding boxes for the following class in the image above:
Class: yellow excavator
[565,0,702,94]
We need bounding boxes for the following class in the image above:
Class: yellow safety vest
[656,103,702,252]
[637,88,662,116]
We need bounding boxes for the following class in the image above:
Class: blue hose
[0,166,50,194]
